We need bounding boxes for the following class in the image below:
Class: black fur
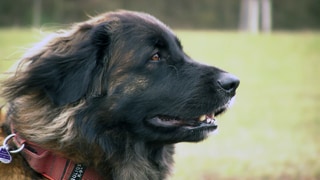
[2,11,239,179]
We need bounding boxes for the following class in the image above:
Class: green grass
[1,29,320,179]
[0,28,47,76]
[174,31,320,179]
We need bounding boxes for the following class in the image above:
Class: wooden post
[248,0,259,33]
[261,0,272,33]
[239,0,260,33]
[33,0,41,27]
[239,0,249,31]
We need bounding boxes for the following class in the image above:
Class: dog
[0,11,239,180]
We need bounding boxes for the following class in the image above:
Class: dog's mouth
[148,106,227,129]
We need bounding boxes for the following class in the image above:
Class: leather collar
[12,130,104,180]
[1,104,104,180]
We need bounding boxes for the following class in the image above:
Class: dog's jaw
[146,104,231,137]
[141,95,238,143]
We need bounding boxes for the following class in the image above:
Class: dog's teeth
[205,118,217,124]
[199,115,206,121]
[206,118,213,124]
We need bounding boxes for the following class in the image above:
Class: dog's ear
[44,24,112,106]
[3,23,112,106]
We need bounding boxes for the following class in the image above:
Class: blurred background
[1,0,320,179]
[1,0,320,30]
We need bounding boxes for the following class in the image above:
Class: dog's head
[3,11,239,146]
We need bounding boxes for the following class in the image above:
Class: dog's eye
[151,53,161,62]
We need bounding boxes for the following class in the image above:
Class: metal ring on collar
[3,134,25,154]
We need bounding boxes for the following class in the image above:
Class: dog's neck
[107,141,174,180]
[10,125,105,180]
[3,102,174,180]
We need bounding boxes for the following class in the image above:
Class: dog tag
[0,145,12,164]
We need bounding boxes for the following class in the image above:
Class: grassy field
[1,29,320,179]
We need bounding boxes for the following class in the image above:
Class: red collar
[11,127,104,180]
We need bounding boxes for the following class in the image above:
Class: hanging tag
[0,134,25,164]
[0,145,12,164]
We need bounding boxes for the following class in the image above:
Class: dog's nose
[217,73,240,94]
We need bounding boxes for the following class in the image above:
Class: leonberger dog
[0,11,239,180]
